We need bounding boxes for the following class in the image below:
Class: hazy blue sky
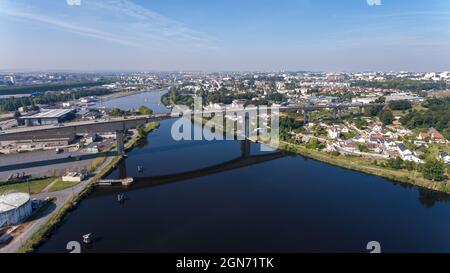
[1,0,449,72]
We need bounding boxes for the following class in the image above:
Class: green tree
[422,159,446,181]
[375,96,386,103]
[138,105,153,115]
[305,138,319,149]
[389,100,411,110]
[379,109,394,125]
[386,157,403,169]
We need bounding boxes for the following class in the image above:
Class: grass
[0,177,56,195]
[47,179,79,193]
[87,156,107,173]
[278,140,450,193]
[126,122,160,151]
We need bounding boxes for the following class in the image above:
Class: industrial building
[0,192,32,228]
[17,109,74,126]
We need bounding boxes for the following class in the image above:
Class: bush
[422,159,446,181]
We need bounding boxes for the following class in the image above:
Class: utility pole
[27,177,31,195]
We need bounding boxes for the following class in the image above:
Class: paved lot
[0,150,94,181]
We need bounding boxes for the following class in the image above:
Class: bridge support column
[116,130,125,156]
[241,139,250,158]
[303,110,308,124]
[244,113,250,138]
[359,106,364,115]
[118,159,127,179]
[332,108,337,119]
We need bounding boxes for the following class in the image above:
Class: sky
[0,0,449,72]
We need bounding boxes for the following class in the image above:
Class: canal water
[37,91,450,253]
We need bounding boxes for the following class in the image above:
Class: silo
[0,192,32,228]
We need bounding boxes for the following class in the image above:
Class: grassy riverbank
[192,117,450,194]
[278,141,450,193]
[127,122,160,151]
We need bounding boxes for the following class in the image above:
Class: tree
[379,109,394,125]
[386,157,403,169]
[375,96,386,103]
[138,105,153,115]
[422,159,446,181]
[305,138,319,149]
[389,100,411,110]
[357,143,370,153]
[136,124,146,139]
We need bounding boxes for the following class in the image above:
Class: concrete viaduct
[0,103,384,155]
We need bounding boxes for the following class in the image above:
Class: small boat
[82,233,92,244]
[117,194,124,202]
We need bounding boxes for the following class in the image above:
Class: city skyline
[1,0,450,72]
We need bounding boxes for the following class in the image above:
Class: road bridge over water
[93,140,287,196]
[0,103,384,155]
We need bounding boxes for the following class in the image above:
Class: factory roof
[19,109,72,119]
[0,192,30,213]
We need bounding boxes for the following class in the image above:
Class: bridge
[0,103,384,155]
[93,139,287,196]
[0,115,172,155]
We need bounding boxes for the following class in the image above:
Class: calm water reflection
[94,88,170,113]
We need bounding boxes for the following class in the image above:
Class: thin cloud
[66,0,81,6]
[367,0,382,6]
[0,0,217,51]
[0,9,142,48]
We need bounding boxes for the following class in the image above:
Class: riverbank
[192,116,450,195]
[97,87,169,104]
[278,141,450,193]
[15,122,160,253]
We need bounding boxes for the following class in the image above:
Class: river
[37,90,450,253]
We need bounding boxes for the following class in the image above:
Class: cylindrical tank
[0,192,32,228]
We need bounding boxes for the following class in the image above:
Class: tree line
[0,88,112,112]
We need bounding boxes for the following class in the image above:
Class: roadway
[0,139,115,182]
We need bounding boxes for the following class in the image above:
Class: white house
[328,127,340,139]
[396,143,412,158]
[384,140,397,151]
[438,151,450,164]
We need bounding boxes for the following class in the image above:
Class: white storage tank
[0,192,32,228]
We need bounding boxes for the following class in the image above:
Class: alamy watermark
[169,97,280,152]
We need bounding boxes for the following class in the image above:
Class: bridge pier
[241,139,250,158]
[244,113,250,138]
[332,108,337,119]
[116,130,125,156]
[359,106,364,115]
[118,159,127,179]
[303,110,308,124]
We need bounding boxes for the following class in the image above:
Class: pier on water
[95,177,134,187]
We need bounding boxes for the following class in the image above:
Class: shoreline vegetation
[17,121,160,253]
[95,86,169,104]
[192,116,450,195]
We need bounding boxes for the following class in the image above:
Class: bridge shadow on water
[93,140,289,197]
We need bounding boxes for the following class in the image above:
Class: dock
[96,177,134,187]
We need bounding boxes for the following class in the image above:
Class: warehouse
[0,192,32,228]
[17,109,74,126]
